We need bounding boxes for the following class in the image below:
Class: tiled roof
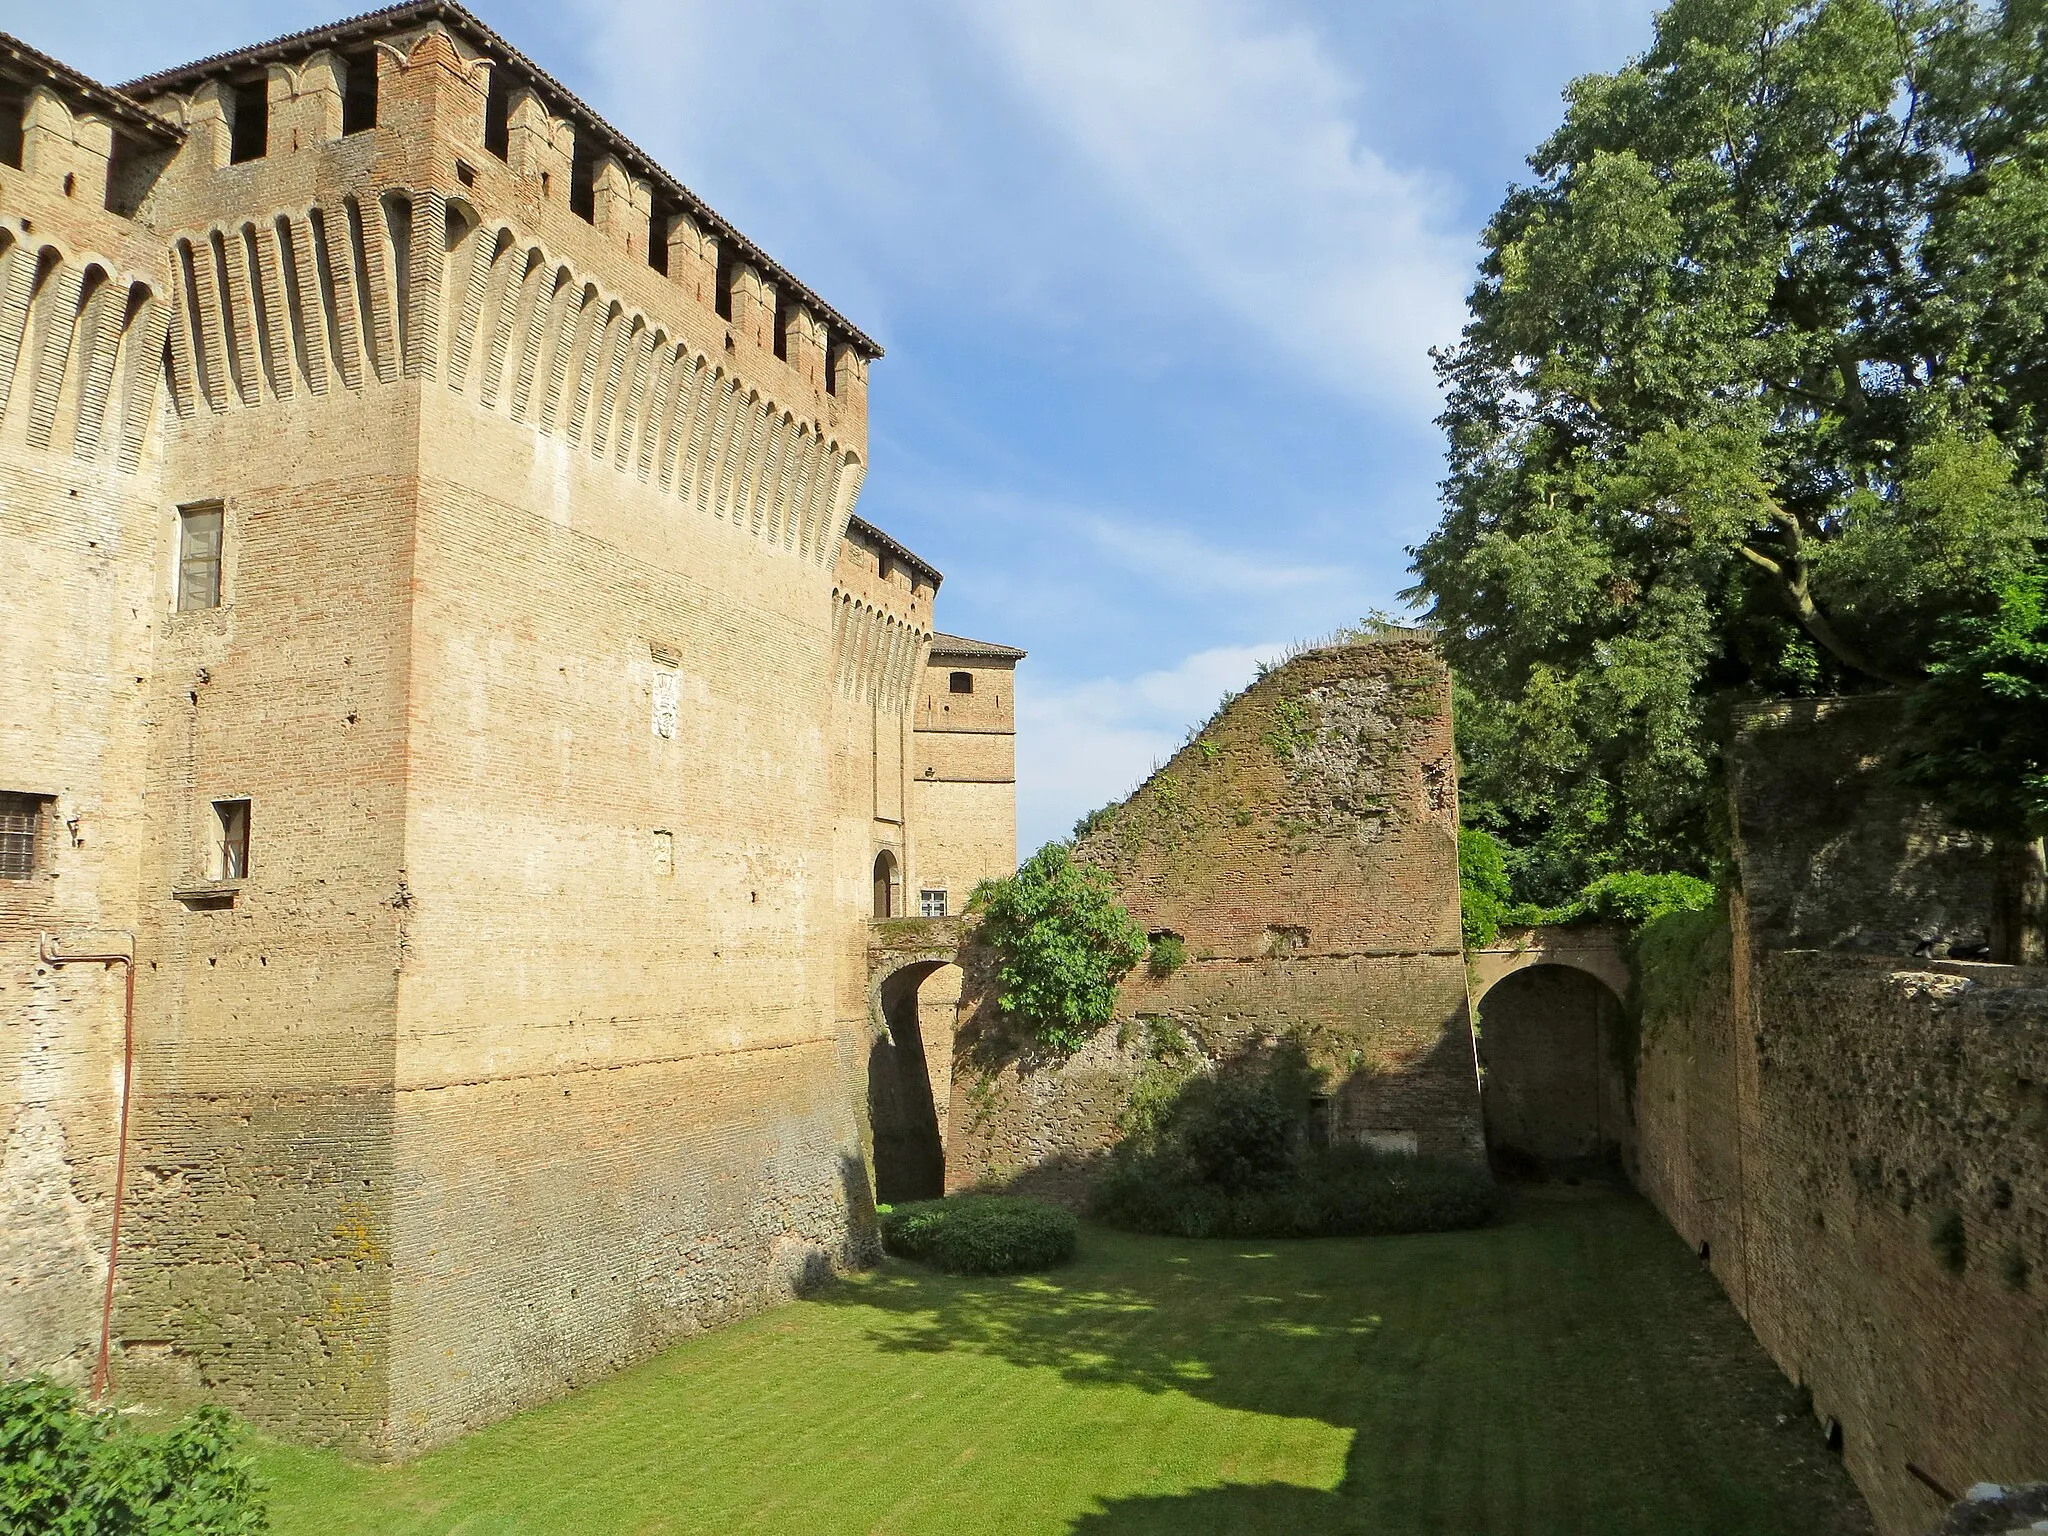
[0,31,183,144]
[929,632,1026,661]
[846,514,942,589]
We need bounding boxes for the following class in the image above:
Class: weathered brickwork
[943,638,1481,1200]
[0,6,1018,1458]
[1635,701,2048,1536]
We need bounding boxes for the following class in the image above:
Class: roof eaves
[115,0,881,357]
[0,31,184,144]
[846,514,942,590]
[929,632,1027,661]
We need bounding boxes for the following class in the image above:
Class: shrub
[1458,827,1514,948]
[880,1196,1079,1275]
[0,1376,268,1534]
[1146,932,1187,979]
[1092,1145,1505,1240]
[969,845,1147,1053]
[1090,1043,1502,1239]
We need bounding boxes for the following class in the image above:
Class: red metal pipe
[39,932,136,1403]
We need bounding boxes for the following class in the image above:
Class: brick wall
[1635,699,2048,1536]
[1,9,977,1461]
[943,638,1481,1200]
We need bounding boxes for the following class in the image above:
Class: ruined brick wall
[1732,697,1997,955]
[944,638,1479,1201]
[1634,700,2048,1536]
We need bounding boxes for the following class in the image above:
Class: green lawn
[255,1186,1872,1535]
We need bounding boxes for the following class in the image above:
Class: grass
[254,1185,1871,1535]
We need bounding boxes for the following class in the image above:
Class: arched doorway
[1473,963,1628,1174]
[869,962,950,1203]
[872,849,899,918]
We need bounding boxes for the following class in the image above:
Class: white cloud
[1015,642,1284,853]
[1079,515,1348,597]
[962,0,1471,413]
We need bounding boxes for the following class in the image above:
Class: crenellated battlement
[115,7,876,417]
[147,184,868,563]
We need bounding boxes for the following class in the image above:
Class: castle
[0,3,1019,1456]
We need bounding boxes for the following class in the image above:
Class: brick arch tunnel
[1471,960,1631,1177]
[868,960,953,1204]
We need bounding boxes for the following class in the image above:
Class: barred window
[919,888,948,918]
[0,794,41,879]
[177,504,223,611]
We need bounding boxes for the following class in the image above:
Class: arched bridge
[1467,924,1631,1007]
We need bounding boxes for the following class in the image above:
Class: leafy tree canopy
[1895,557,2048,840]
[1410,0,2048,901]
[969,844,1147,1054]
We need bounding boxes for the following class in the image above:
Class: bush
[1146,932,1187,978]
[1092,1145,1505,1240]
[0,1376,268,1534]
[880,1196,1079,1274]
[1089,1043,1503,1239]
[969,844,1148,1053]
[1458,827,1515,948]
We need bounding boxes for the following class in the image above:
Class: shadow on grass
[819,1186,1874,1536]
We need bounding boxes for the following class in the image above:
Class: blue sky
[20,0,1660,853]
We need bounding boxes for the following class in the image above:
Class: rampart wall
[1633,699,2048,1536]
[943,638,1478,1201]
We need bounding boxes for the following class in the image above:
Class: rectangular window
[211,799,250,880]
[177,503,223,611]
[647,199,671,274]
[822,332,837,394]
[569,140,596,222]
[229,78,268,163]
[341,50,378,134]
[482,66,510,158]
[0,91,24,169]
[0,793,43,879]
[920,888,948,918]
[714,244,734,321]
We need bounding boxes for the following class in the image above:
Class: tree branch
[1743,508,1923,687]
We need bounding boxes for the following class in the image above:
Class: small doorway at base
[869,964,946,1204]
[873,849,899,919]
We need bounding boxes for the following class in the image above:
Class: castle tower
[0,5,1015,1457]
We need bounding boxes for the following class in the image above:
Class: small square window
[0,793,45,879]
[177,504,223,611]
[948,671,974,695]
[211,799,250,880]
[919,888,948,918]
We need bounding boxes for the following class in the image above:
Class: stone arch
[866,955,961,1204]
[1467,926,1631,1009]
[1471,957,1629,1175]
[872,847,900,918]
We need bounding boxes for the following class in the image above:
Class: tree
[1409,0,2048,903]
[1895,559,2048,960]
[968,844,1148,1054]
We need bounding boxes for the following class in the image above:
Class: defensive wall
[0,5,1019,1460]
[942,636,1480,1199]
[1633,697,2048,1536]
